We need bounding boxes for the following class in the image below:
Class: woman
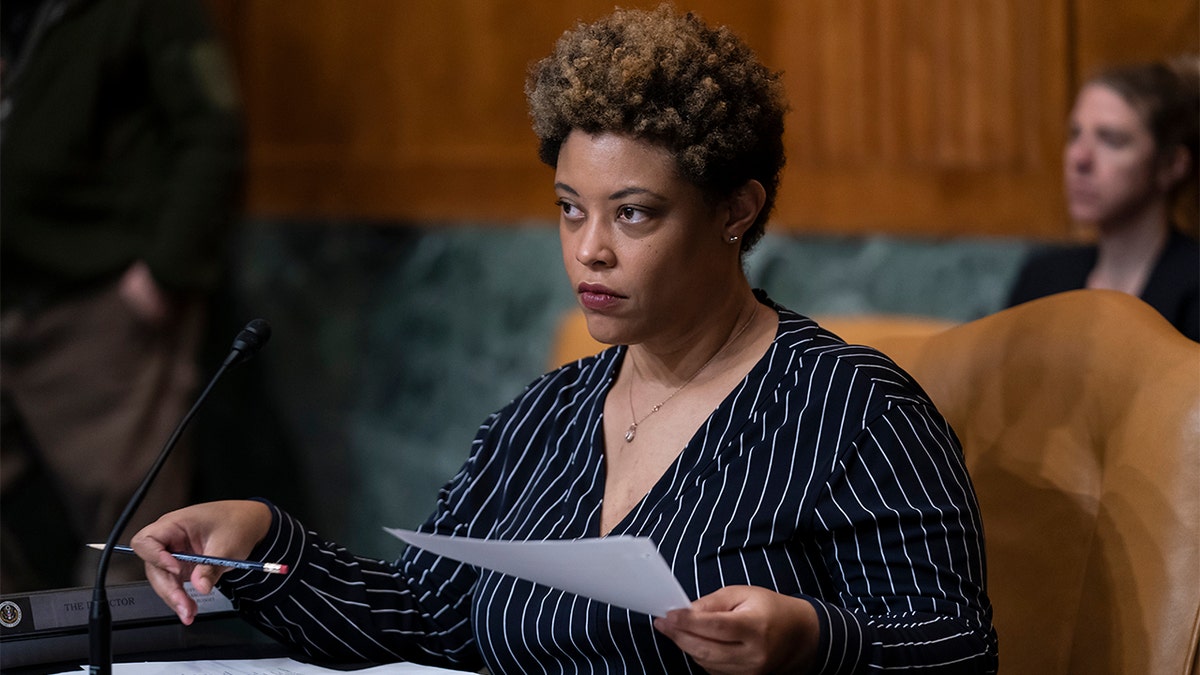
[133,7,997,673]
[1008,57,1200,341]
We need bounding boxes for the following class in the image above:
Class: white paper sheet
[387,529,692,617]
[55,656,466,674]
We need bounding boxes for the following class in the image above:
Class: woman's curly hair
[525,4,788,251]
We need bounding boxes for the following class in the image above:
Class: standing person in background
[0,0,244,591]
[1007,56,1199,341]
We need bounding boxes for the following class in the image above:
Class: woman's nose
[573,219,614,268]
[1065,138,1094,174]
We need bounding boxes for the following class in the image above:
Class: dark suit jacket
[1007,228,1199,341]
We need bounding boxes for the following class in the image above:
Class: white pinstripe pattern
[220,295,997,674]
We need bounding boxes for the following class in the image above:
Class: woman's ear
[1158,144,1193,192]
[723,180,767,240]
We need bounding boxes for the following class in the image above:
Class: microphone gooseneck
[88,319,272,675]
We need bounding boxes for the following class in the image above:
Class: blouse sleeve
[805,402,999,674]
[216,407,521,670]
[213,499,480,669]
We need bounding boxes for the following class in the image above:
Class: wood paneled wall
[772,0,1069,235]
[208,0,1198,238]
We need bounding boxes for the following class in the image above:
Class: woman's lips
[578,283,624,311]
[1065,180,1099,204]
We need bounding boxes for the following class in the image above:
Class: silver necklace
[624,303,759,443]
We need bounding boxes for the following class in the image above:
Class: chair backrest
[868,290,1200,674]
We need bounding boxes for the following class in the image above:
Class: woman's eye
[1097,129,1130,148]
[556,200,583,219]
[617,206,648,223]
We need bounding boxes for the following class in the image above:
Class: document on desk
[387,528,693,617]
[54,657,466,674]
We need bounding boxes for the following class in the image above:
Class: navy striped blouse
[221,296,998,673]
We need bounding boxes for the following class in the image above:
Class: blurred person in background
[0,0,244,591]
[1008,56,1199,341]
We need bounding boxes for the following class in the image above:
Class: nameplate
[0,582,234,638]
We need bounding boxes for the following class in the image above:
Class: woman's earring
[728,235,740,243]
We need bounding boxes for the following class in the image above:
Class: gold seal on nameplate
[0,600,22,628]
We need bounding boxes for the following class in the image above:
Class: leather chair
[869,290,1200,674]
[552,289,1200,672]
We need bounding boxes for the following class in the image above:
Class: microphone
[88,319,272,675]
[224,318,271,368]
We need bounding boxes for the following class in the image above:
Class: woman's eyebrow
[609,186,667,201]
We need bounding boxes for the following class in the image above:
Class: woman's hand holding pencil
[127,499,275,625]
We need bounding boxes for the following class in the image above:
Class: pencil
[87,543,289,575]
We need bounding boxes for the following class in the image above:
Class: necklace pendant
[624,423,637,443]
